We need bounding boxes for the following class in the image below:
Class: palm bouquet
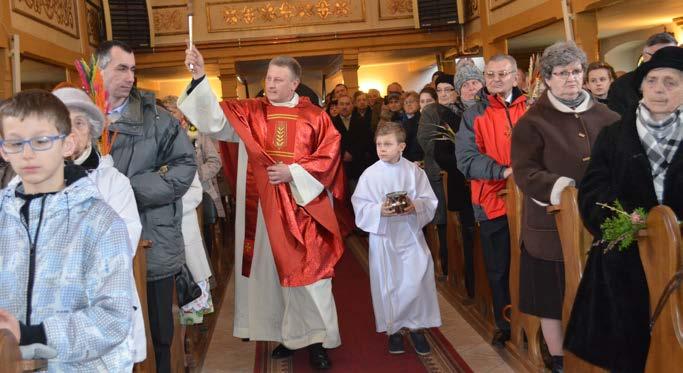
[526,54,545,105]
[74,56,118,155]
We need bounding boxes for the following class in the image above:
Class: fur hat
[52,88,105,138]
[635,46,683,88]
[454,65,485,94]
[435,73,455,88]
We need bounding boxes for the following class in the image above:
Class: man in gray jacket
[98,40,197,372]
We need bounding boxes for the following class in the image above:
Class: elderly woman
[417,69,483,280]
[511,41,620,372]
[51,87,147,363]
[564,46,683,372]
[585,61,617,105]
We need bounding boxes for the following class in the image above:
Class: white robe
[181,172,212,282]
[351,157,442,334]
[178,78,341,349]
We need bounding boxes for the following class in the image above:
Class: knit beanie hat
[52,87,105,138]
[454,65,485,94]
[435,73,455,88]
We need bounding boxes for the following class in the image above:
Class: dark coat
[332,112,375,179]
[511,92,619,261]
[564,110,683,371]
[109,88,197,281]
[418,103,471,213]
[401,112,424,162]
[607,70,639,118]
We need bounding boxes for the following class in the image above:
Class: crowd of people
[0,30,680,373]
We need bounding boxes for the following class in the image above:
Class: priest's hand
[185,42,205,80]
[0,308,20,342]
[267,163,293,184]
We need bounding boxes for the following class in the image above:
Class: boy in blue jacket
[0,90,134,371]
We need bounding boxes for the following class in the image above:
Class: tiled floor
[201,273,516,372]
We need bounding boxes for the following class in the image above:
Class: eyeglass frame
[484,70,516,80]
[0,134,67,154]
[436,87,456,93]
[551,68,584,80]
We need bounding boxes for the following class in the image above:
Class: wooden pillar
[573,10,600,62]
[0,48,11,99]
[479,0,508,60]
[218,59,238,100]
[483,39,508,60]
[341,49,359,94]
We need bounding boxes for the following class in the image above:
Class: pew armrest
[20,359,47,372]
[547,205,561,214]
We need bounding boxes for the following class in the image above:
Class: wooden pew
[0,329,47,373]
[500,178,545,371]
[636,206,683,372]
[547,187,606,372]
[133,240,156,373]
[0,329,19,373]
[443,172,470,301]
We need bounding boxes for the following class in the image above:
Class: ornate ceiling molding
[205,0,366,32]
[12,0,79,38]
[378,0,412,21]
[152,5,189,36]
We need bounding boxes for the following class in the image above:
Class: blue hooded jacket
[0,172,133,372]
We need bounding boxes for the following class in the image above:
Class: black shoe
[409,331,431,356]
[271,344,293,359]
[388,333,405,354]
[308,343,332,370]
[491,329,510,348]
[551,355,564,373]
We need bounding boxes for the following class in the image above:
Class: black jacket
[565,110,683,371]
[400,113,424,162]
[332,112,375,179]
[607,70,639,118]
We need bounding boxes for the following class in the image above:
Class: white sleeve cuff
[288,163,324,206]
[178,78,238,142]
[550,176,575,205]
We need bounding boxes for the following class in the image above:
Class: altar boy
[351,122,441,355]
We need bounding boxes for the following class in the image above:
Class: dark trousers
[478,216,511,331]
[148,276,175,373]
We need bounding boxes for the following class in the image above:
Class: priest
[179,46,346,369]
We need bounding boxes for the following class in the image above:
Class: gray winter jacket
[109,88,197,281]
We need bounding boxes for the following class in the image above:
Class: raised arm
[178,46,239,142]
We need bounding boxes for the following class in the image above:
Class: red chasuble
[219,96,348,287]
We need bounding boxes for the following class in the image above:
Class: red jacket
[455,88,527,221]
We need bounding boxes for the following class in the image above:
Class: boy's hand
[381,200,396,217]
[0,308,20,342]
[399,197,416,215]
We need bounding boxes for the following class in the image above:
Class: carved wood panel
[12,0,79,38]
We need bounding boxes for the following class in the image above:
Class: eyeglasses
[0,135,66,154]
[552,69,584,80]
[436,88,455,93]
[484,70,515,79]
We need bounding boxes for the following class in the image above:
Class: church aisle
[200,234,515,372]
[201,271,256,372]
